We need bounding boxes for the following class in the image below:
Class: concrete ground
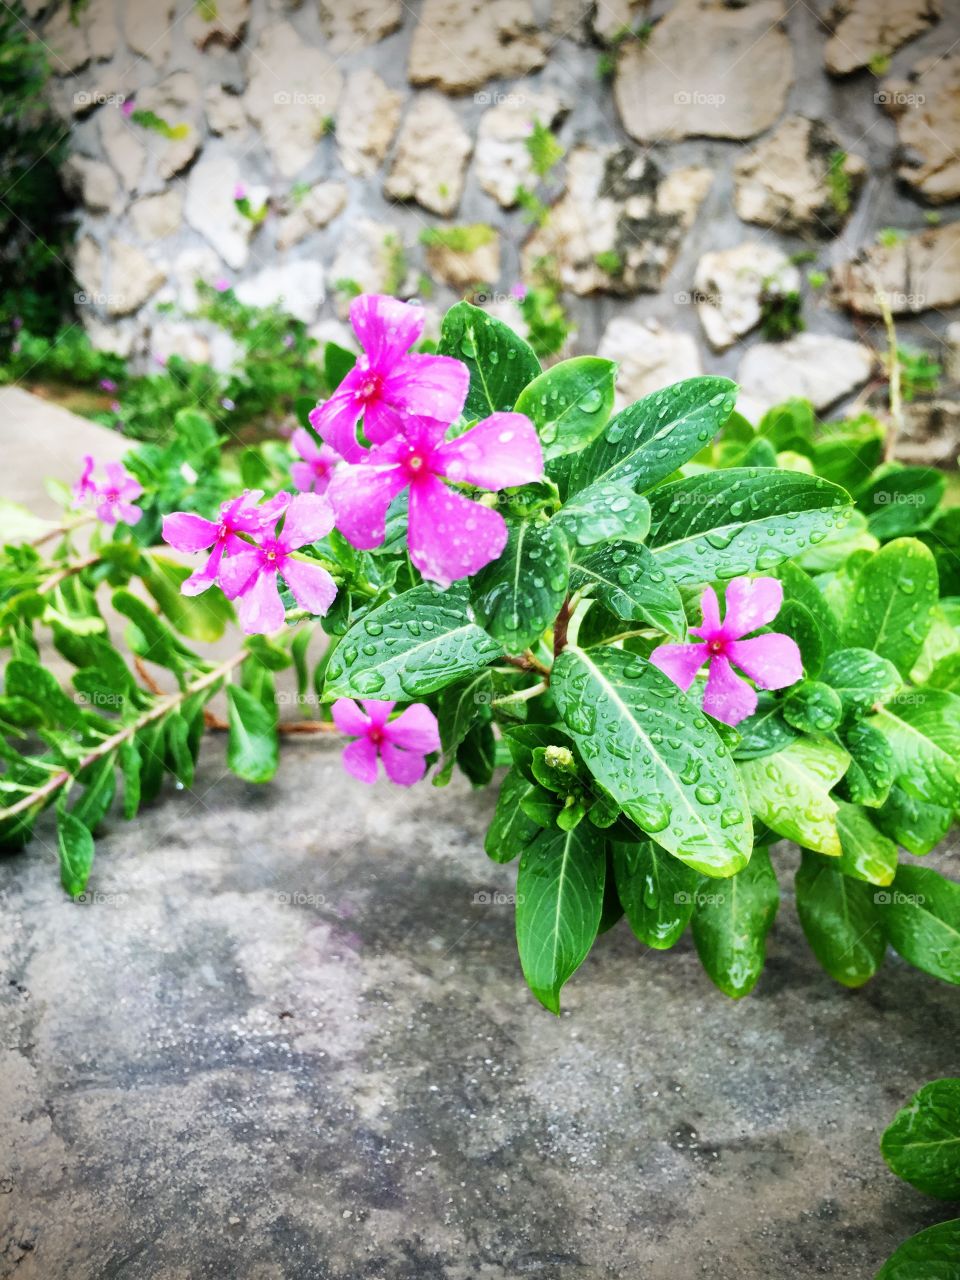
[1,738,957,1280]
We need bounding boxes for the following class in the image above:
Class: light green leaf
[691,847,780,998]
[821,648,903,719]
[470,520,569,653]
[515,822,606,1013]
[438,301,541,418]
[842,538,938,677]
[324,584,502,700]
[514,356,615,460]
[783,681,844,734]
[554,482,651,548]
[71,756,116,831]
[57,809,95,898]
[880,864,960,985]
[870,689,960,810]
[648,469,853,583]
[839,721,895,808]
[795,850,886,987]
[613,839,698,949]
[226,684,279,783]
[569,376,737,496]
[881,1078,960,1200]
[142,554,233,644]
[835,802,898,886]
[875,1219,960,1280]
[570,541,685,638]
[738,737,849,856]
[552,646,752,877]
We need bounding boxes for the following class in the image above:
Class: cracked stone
[205,85,248,137]
[186,0,250,49]
[898,400,960,465]
[694,242,801,350]
[881,55,960,204]
[329,221,412,317]
[276,182,348,250]
[184,155,267,271]
[424,228,501,289]
[598,318,703,410]
[135,73,203,181]
[105,241,166,316]
[235,262,326,324]
[734,116,867,235]
[43,3,90,73]
[738,334,874,415]
[244,21,343,178]
[100,107,146,194]
[130,191,183,241]
[823,0,941,76]
[614,0,793,142]
[521,146,712,297]
[384,95,472,217]
[408,0,546,92]
[475,90,567,208]
[62,156,119,214]
[337,70,404,179]
[832,222,960,315]
[318,0,401,51]
[123,0,177,68]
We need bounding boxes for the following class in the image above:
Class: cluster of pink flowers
[73,456,143,526]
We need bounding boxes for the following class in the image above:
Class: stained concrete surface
[1,739,957,1280]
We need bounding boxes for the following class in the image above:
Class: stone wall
[31,0,960,427]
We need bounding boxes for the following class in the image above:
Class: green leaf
[520,782,565,827]
[4,659,87,730]
[570,542,685,638]
[112,589,196,678]
[324,583,502,700]
[484,769,541,863]
[569,377,737,497]
[842,538,938,678]
[875,1218,960,1280]
[71,756,116,831]
[738,737,849,856]
[821,648,903,720]
[861,466,946,540]
[783,681,844,734]
[734,696,799,760]
[554,482,651,548]
[648,469,853,583]
[795,850,885,987]
[839,720,895,807]
[515,823,606,1013]
[435,671,492,786]
[514,356,615,460]
[881,1079,960,1201]
[552,646,752,877]
[880,864,960,985]
[613,839,698,949]
[438,301,541,418]
[456,721,496,787]
[835,802,898,886]
[164,715,195,788]
[870,689,960,810]
[774,560,840,677]
[470,520,569,653]
[691,847,780,998]
[226,684,279,783]
[57,808,95,897]
[119,738,141,820]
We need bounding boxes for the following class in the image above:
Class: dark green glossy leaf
[881,1078,960,1200]
[875,1218,960,1280]
[795,850,885,987]
[839,721,895,807]
[733,696,799,760]
[470,520,569,653]
[226,684,279,783]
[861,466,946,540]
[484,769,541,863]
[71,756,116,831]
[870,689,960,810]
[880,864,960,985]
[691,847,780,998]
[434,671,492,786]
[456,720,496,787]
[842,538,938,677]
[783,681,844,734]
[57,808,95,898]
[438,301,541,418]
[571,542,685,638]
[774,560,841,677]
[555,482,650,548]
[514,356,615,460]
[821,648,903,720]
[613,839,698,949]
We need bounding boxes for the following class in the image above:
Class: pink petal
[219,548,263,600]
[290,460,318,494]
[116,502,142,525]
[362,700,396,727]
[332,698,371,736]
[690,586,722,640]
[727,634,803,690]
[407,475,508,587]
[361,396,412,445]
[703,656,758,726]
[310,391,365,463]
[95,502,118,526]
[433,413,544,491]
[103,462,130,488]
[327,462,407,550]
[182,566,215,596]
[342,736,379,784]
[279,493,335,550]
[381,742,428,786]
[648,642,709,691]
[382,353,469,425]
[384,703,440,754]
[350,294,424,366]
[258,492,292,526]
[234,570,285,634]
[292,426,321,463]
[722,577,784,639]
[280,557,337,616]
[119,477,143,501]
[163,512,218,553]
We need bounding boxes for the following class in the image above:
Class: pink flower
[99,378,117,392]
[332,699,440,786]
[214,277,231,292]
[234,183,246,202]
[73,456,143,526]
[328,413,543,587]
[291,428,338,495]
[162,491,282,596]
[220,493,337,634]
[510,281,527,301]
[649,577,802,726]
[121,97,134,117]
[309,294,469,463]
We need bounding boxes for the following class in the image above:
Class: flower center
[357,374,382,404]
[708,639,725,656]
[403,451,430,481]
[368,726,383,745]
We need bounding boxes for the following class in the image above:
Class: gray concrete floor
[1,739,957,1280]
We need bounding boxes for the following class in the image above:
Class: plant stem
[491,680,547,708]
[0,649,248,824]
[28,512,96,548]
[38,554,101,595]
[553,597,573,657]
